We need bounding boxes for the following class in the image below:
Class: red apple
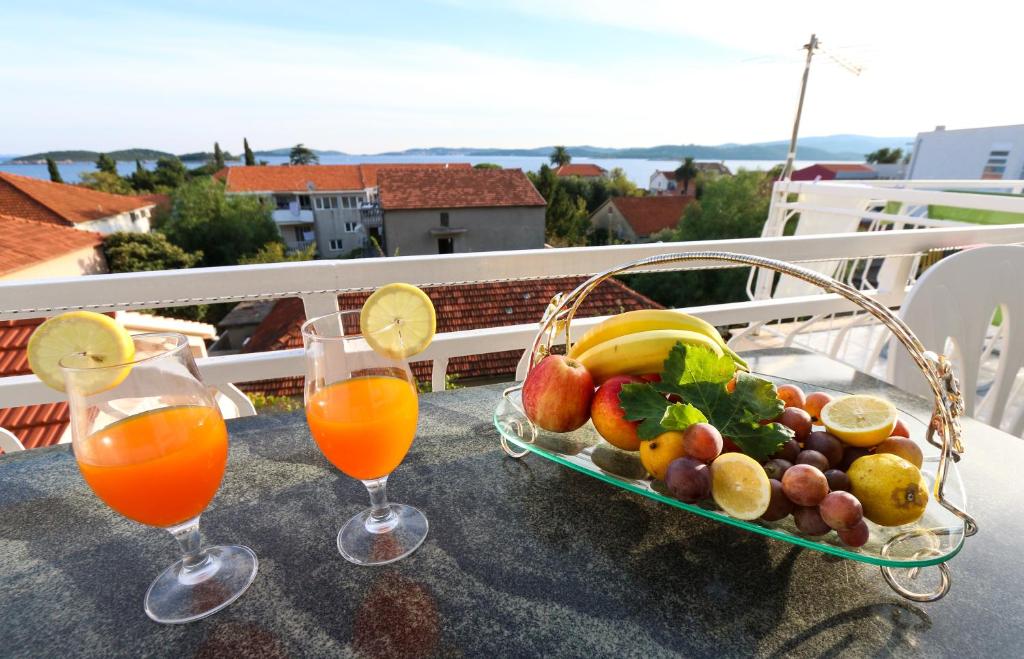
[522,355,595,432]
[591,375,645,450]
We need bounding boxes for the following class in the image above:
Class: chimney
[935,125,946,131]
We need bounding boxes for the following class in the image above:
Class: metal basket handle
[523,251,977,541]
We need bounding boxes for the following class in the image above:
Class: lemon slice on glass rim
[710,452,772,521]
[27,311,135,394]
[820,394,897,447]
[360,283,436,360]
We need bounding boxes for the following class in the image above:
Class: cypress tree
[46,158,63,183]
[213,142,225,170]
[243,138,255,166]
[96,153,117,174]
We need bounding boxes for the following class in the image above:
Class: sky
[2,0,1020,154]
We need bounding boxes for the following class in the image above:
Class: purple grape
[838,446,871,471]
[796,449,830,472]
[761,479,794,522]
[838,520,870,547]
[824,469,851,492]
[665,457,711,503]
[782,464,830,506]
[778,408,813,443]
[819,491,864,530]
[804,431,843,467]
[683,423,723,462]
[763,458,792,480]
[773,438,801,463]
[793,506,831,536]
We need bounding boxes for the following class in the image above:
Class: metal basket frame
[502,251,978,601]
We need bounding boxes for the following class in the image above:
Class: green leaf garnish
[619,342,793,460]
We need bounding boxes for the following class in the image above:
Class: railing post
[430,358,449,393]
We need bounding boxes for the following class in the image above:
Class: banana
[575,329,724,384]
[568,309,748,370]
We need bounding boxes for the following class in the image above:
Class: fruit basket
[493,251,977,602]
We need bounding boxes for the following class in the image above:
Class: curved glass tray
[494,374,967,569]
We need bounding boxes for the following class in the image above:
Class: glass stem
[167,516,219,585]
[362,476,399,534]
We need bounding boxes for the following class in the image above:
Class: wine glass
[61,332,258,624]
[302,310,428,565]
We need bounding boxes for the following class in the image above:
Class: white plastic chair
[0,427,26,453]
[887,245,1024,436]
[214,383,258,419]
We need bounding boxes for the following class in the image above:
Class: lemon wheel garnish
[26,311,135,393]
[820,395,898,447]
[360,283,436,360]
[710,453,772,520]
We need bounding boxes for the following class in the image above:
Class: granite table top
[1,348,1022,658]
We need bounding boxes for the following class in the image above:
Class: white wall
[650,172,671,192]
[908,125,1024,180]
[78,207,152,234]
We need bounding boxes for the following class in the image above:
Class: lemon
[27,311,135,393]
[848,453,928,526]
[820,395,897,447]
[710,452,771,520]
[360,283,436,360]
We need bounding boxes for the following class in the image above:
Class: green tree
[238,241,316,264]
[549,146,571,167]
[243,137,256,166]
[213,142,225,169]
[865,147,903,164]
[130,160,156,192]
[604,167,640,197]
[289,143,319,165]
[96,153,118,174]
[544,186,589,246]
[103,232,203,271]
[79,170,133,194]
[46,158,63,183]
[621,170,771,307]
[674,156,698,195]
[162,177,281,266]
[473,162,502,169]
[152,157,188,189]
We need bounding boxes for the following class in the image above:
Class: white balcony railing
[272,208,314,224]
[4,222,1024,410]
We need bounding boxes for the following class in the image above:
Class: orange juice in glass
[302,308,429,566]
[61,333,257,624]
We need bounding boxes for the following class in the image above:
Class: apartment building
[222,163,470,258]
[907,124,1024,180]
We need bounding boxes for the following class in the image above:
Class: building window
[314,196,339,210]
[341,195,362,209]
[344,222,359,232]
[298,195,312,210]
[130,211,138,222]
[440,212,450,227]
[437,237,454,254]
[275,195,292,210]
[294,227,305,241]
[329,239,343,251]
[982,148,1012,180]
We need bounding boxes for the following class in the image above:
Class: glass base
[144,544,258,624]
[338,504,428,566]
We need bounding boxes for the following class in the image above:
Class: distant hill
[7,148,174,164]
[178,151,241,162]
[377,143,862,161]
[755,134,913,158]
[253,147,349,157]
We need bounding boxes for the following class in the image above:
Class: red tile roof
[377,168,545,211]
[605,196,693,237]
[223,163,472,193]
[240,277,662,397]
[0,171,155,226]
[0,318,69,449]
[817,163,875,173]
[555,164,607,178]
[0,214,104,276]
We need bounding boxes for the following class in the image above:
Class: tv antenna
[781,34,863,180]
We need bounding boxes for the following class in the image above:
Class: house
[790,163,877,181]
[209,300,277,354]
[0,312,216,450]
[554,164,607,179]
[239,276,662,397]
[0,171,156,233]
[222,163,471,258]
[0,214,106,280]
[649,163,732,195]
[589,196,693,243]
[376,168,546,255]
[907,124,1024,180]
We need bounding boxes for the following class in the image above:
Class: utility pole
[782,34,818,180]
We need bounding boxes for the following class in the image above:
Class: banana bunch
[568,310,748,384]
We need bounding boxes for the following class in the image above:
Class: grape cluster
[758,385,889,547]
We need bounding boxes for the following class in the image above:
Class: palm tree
[289,143,319,165]
[549,146,571,168]
[674,157,698,195]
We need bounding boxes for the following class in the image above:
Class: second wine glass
[302,310,428,565]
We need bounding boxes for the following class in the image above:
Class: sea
[0,154,823,188]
